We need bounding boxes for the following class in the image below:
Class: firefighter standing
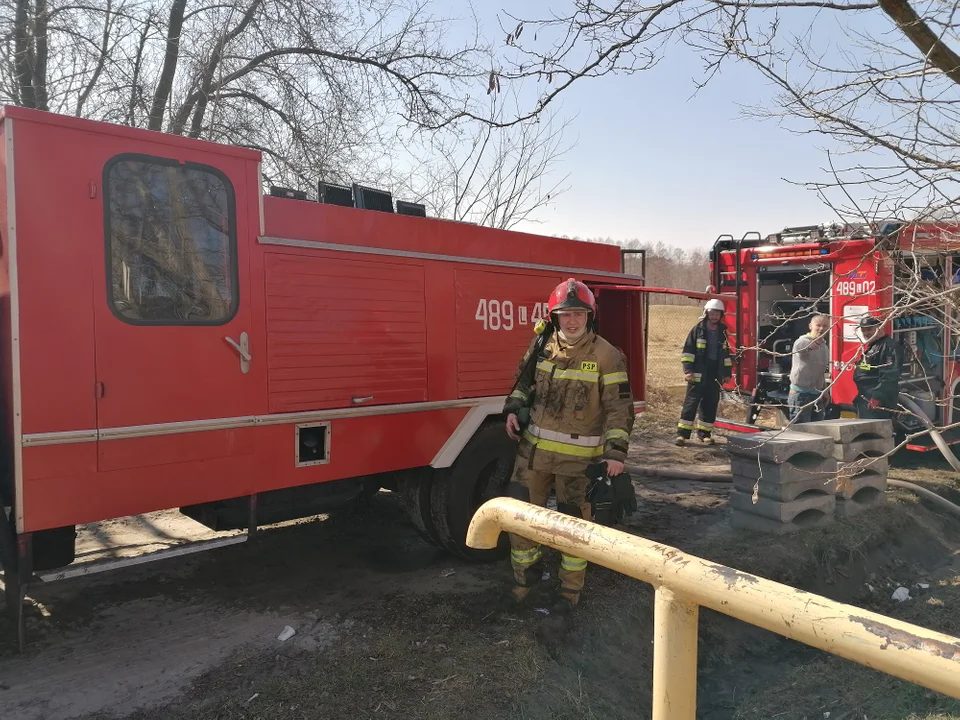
[676,299,733,446]
[503,278,635,613]
[853,315,902,420]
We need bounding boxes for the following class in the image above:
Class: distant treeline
[558,236,710,305]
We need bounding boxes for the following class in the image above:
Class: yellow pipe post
[466,498,960,702]
[652,586,699,720]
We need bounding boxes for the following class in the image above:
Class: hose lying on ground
[898,393,960,474]
[887,479,960,518]
[625,464,960,520]
[624,464,732,484]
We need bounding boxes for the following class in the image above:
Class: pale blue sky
[455,2,885,251]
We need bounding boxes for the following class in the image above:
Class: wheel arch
[430,399,506,469]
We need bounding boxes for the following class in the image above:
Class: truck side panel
[0,120,12,512]
[261,197,624,273]
[454,268,562,399]
[264,251,428,412]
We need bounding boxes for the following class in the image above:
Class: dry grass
[646,304,701,388]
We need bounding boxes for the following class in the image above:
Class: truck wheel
[397,468,443,549]
[430,421,516,562]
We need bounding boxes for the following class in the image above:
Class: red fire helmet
[548,278,596,315]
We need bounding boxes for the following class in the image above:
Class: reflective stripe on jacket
[681,320,733,381]
[503,330,635,476]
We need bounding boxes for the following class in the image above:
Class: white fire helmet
[703,299,725,314]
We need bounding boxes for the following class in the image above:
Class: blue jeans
[788,389,824,424]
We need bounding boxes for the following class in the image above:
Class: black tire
[430,421,517,562]
[396,468,443,548]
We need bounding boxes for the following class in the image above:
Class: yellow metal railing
[466,498,960,719]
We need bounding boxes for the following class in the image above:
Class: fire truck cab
[0,106,648,646]
[711,222,960,448]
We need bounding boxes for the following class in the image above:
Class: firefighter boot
[554,494,588,613]
[509,535,544,604]
[675,436,686,447]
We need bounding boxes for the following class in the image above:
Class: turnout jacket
[853,335,902,408]
[503,330,635,477]
[680,319,733,383]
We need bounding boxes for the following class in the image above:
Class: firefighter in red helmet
[502,278,635,613]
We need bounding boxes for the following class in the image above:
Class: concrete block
[791,418,893,443]
[731,456,837,485]
[728,488,836,523]
[832,438,895,462]
[836,459,888,499]
[835,486,887,518]
[732,471,837,503]
[837,455,889,478]
[726,430,834,465]
[729,508,834,535]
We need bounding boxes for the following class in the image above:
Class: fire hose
[897,393,960,475]
[625,463,960,520]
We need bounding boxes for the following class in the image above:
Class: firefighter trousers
[507,458,591,606]
[678,371,720,439]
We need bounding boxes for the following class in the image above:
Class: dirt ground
[2,408,960,720]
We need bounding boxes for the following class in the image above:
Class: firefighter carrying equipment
[678,316,732,441]
[503,326,635,478]
[585,461,638,526]
[853,332,902,411]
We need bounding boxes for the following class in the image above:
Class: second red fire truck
[709,222,960,452]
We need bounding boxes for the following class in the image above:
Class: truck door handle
[352,396,374,404]
[225,333,251,374]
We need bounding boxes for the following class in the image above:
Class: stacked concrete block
[791,419,894,518]
[727,430,837,534]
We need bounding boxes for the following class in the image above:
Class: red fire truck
[709,222,960,449]
[0,106,648,647]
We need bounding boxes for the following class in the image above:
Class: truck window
[104,155,238,325]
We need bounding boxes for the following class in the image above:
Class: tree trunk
[14,0,36,108]
[148,0,188,132]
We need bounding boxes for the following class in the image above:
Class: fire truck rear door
[93,153,257,470]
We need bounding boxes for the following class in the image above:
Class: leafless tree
[399,95,573,229]
[0,0,491,188]
[479,1,960,223]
